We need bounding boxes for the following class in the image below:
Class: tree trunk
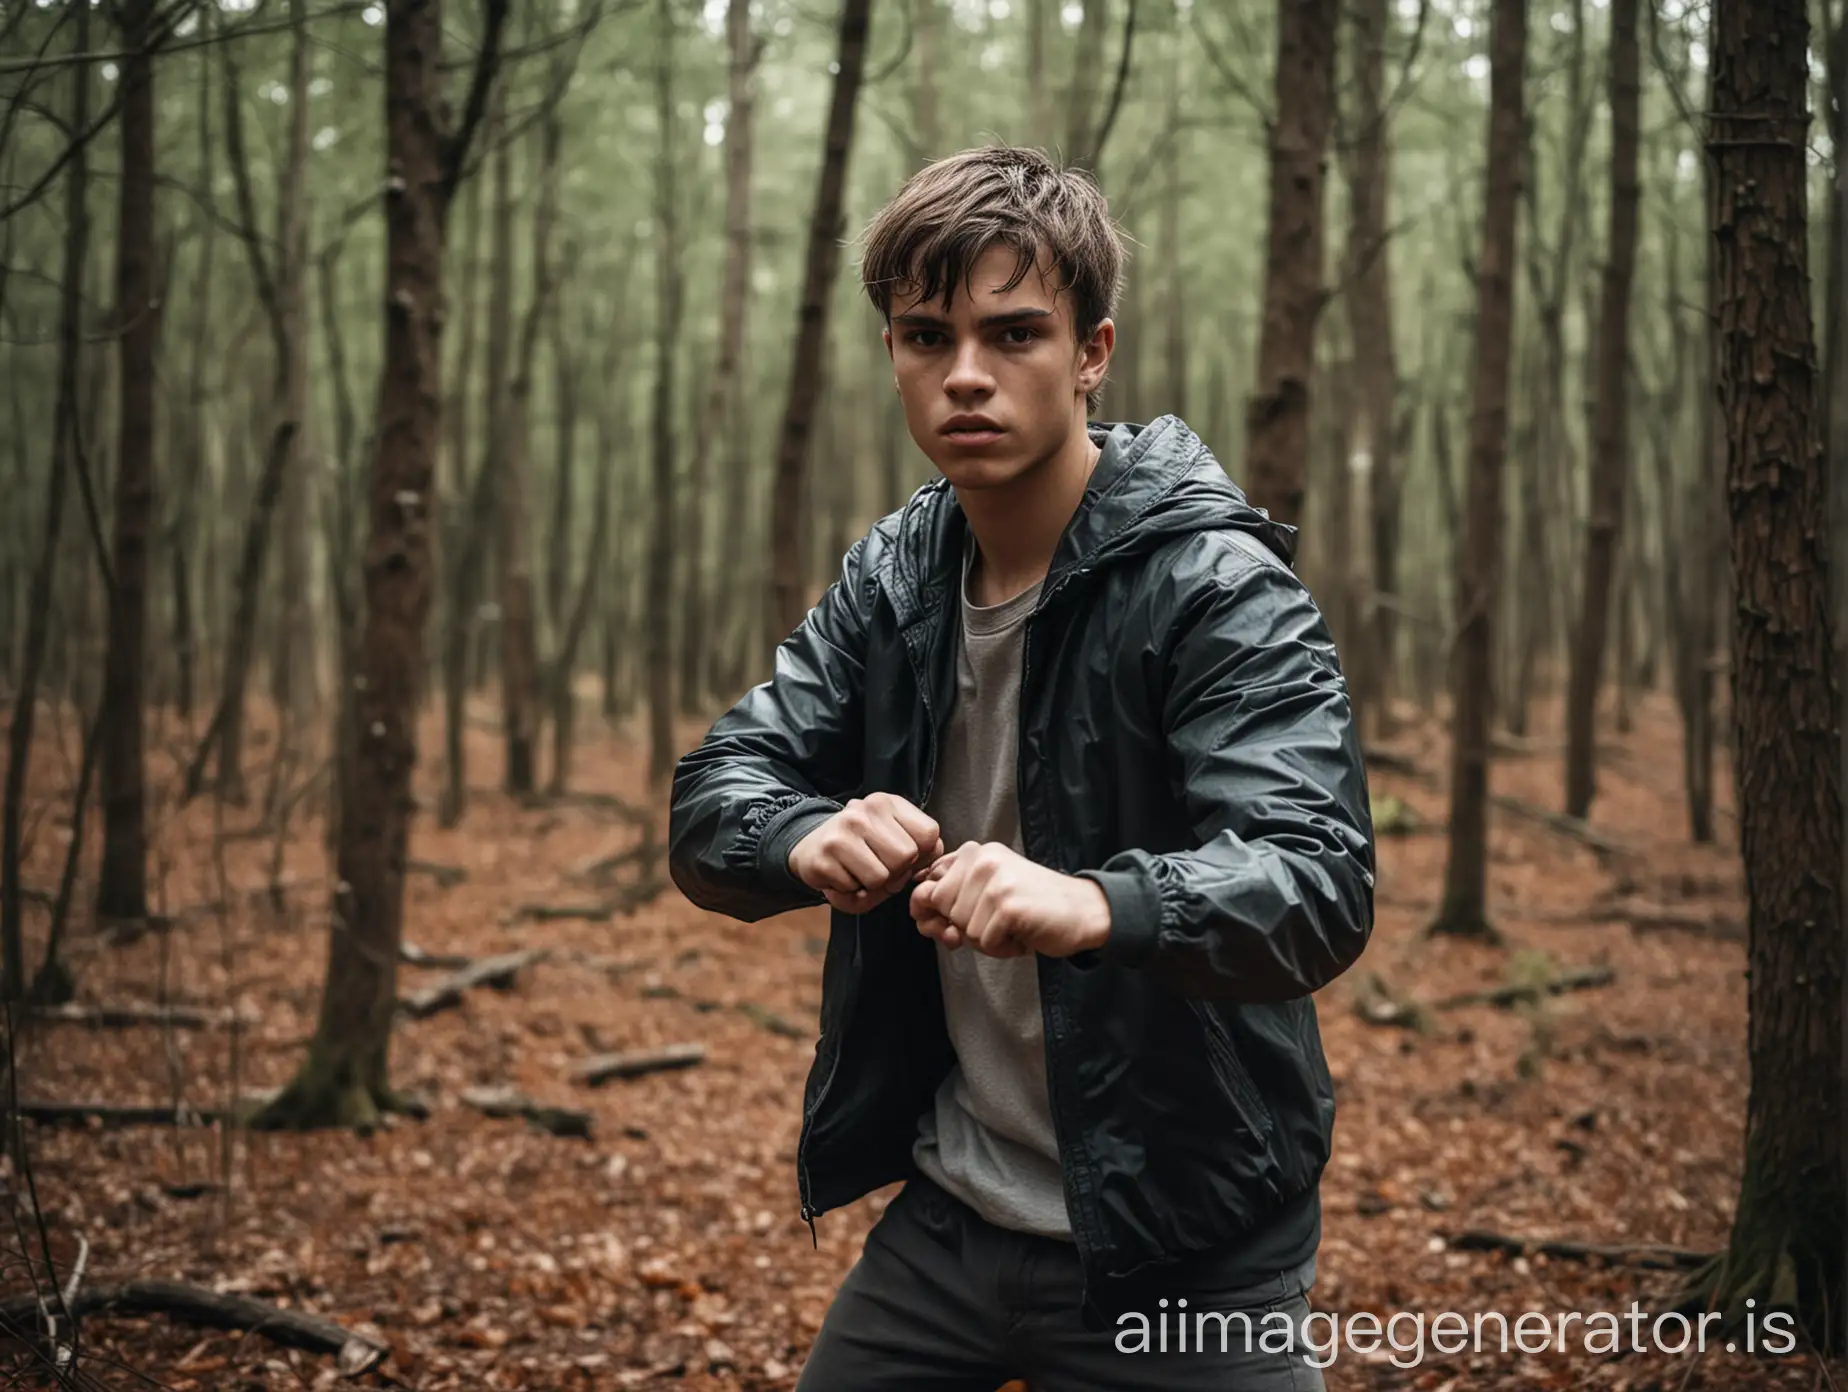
[1243,0,1338,531]
[1339,0,1398,745]
[253,0,507,1132]
[170,33,216,724]
[96,0,159,923]
[545,315,576,652]
[705,0,762,709]
[437,149,489,828]
[1431,0,1525,942]
[647,0,686,788]
[1161,54,1187,420]
[1697,0,1845,1343]
[548,328,615,797]
[498,103,561,797]
[3,0,90,998]
[1028,0,1052,151]
[766,0,874,644]
[197,1,313,807]
[911,0,942,162]
[274,0,316,727]
[1562,0,1639,818]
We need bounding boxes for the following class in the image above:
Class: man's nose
[943,340,994,396]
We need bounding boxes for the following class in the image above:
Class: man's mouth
[942,417,1005,444]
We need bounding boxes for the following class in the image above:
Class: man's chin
[932,452,1030,489]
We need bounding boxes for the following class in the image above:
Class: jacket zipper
[795,612,942,1245]
[1018,607,1110,1325]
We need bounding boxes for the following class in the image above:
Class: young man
[669,146,1373,1389]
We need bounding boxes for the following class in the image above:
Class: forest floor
[5,689,1844,1391]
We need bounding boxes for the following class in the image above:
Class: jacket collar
[882,414,1288,630]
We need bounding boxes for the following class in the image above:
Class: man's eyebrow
[891,307,1055,328]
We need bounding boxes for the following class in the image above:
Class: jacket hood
[886,414,1296,626]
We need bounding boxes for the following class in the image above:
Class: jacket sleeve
[667,537,872,922]
[1075,546,1375,1002]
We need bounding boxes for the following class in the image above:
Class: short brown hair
[859,145,1126,414]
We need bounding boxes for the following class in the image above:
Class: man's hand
[908,841,1111,958]
[787,792,945,914]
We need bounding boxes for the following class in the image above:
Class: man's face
[884,242,1113,490]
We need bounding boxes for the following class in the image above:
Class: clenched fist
[908,841,1112,959]
[786,792,945,914]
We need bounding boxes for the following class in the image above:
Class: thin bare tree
[1562,0,1640,818]
[252,0,509,1131]
[1430,0,1526,941]
[1243,0,1338,531]
[766,0,875,653]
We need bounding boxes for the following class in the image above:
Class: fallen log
[572,1043,705,1086]
[397,948,546,1020]
[12,1089,281,1128]
[461,1085,593,1139]
[503,877,666,926]
[407,859,468,889]
[736,1003,806,1039]
[1610,900,1745,942]
[400,941,474,970]
[1433,964,1615,1010]
[1354,965,1615,1028]
[532,788,653,824]
[1446,1230,1709,1271]
[0,1279,387,1375]
[569,832,662,884]
[1490,794,1629,857]
[561,949,650,979]
[31,1002,252,1031]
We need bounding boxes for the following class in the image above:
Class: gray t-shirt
[911,534,1071,1239]
[906,529,1323,1283]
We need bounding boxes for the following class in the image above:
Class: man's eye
[906,330,946,348]
[1002,327,1037,344]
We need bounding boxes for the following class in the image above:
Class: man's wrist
[1070,874,1113,953]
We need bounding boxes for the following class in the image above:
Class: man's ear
[882,324,894,362]
[1077,318,1115,397]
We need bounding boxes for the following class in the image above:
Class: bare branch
[441,0,513,200]
[1083,0,1138,173]
[219,11,281,338]
[0,1,370,76]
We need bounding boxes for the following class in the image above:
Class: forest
[0,0,1843,1386]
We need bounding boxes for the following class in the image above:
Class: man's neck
[958,421,1101,608]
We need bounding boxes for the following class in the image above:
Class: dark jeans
[796,1175,1328,1391]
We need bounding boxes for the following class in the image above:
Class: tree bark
[1562,0,1639,818]
[437,134,491,828]
[193,1,313,806]
[3,0,89,998]
[273,0,316,727]
[96,0,159,922]
[766,0,874,646]
[1338,0,1399,744]
[645,0,686,787]
[1431,0,1525,941]
[497,102,562,796]
[548,336,611,797]
[253,0,508,1131]
[1697,0,1845,1343]
[1509,0,1591,735]
[912,0,942,162]
[1243,0,1338,531]
[690,0,761,714]
[170,28,217,724]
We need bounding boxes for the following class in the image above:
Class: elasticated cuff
[1074,865,1162,968]
[757,800,841,896]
